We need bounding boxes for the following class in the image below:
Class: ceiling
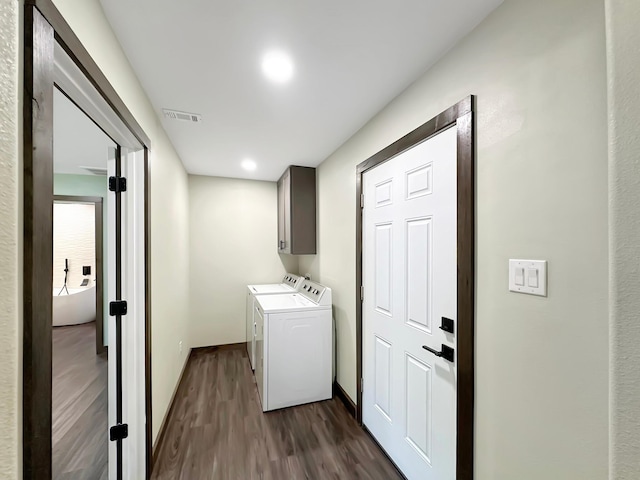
[99,0,502,181]
[53,88,116,175]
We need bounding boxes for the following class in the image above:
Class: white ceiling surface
[100,0,502,181]
[53,88,116,175]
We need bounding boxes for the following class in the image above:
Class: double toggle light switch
[509,259,547,296]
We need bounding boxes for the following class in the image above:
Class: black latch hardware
[110,423,129,441]
[109,176,127,193]
[439,317,455,334]
[422,344,455,363]
[109,300,128,316]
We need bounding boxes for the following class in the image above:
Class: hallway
[151,346,403,480]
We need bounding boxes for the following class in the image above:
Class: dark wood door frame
[53,195,105,355]
[355,96,476,479]
[24,1,153,478]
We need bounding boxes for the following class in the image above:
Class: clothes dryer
[246,274,302,370]
[254,280,332,411]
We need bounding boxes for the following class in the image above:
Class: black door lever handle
[422,344,455,363]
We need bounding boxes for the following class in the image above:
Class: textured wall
[0,0,21,478]
[188,175,298,347]
[52,0,191,442]
[605,0,640,478]
[53,204,95,288]
[299,0,609,478]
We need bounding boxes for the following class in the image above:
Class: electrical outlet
[179,341,183,354]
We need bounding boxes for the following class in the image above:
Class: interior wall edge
[605,0,640,477]
[0,0,22,478]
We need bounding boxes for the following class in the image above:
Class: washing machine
[254,279,332,412]
[246,273,302,370]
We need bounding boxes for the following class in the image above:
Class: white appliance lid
[248,284,296,295]
[256,293,330,313]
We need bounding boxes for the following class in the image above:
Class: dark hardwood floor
[52,322,108,480]
[152,345,403,480]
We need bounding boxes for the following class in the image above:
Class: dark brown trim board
[23,6,55,478]
[355,96,476,479]
[54,195,105,355]
[333,381,357,418]
[27,0,150,148]
[24,1,153,478]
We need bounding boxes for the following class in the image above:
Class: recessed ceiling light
[242,159,257,171]
[261,50,294,84]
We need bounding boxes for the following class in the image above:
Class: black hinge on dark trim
[109,300,128,316]
[110,423,129,442]
[109,176,127,193]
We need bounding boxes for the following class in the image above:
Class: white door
[362,126,457,480]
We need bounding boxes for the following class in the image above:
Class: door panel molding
[356,96,475,479]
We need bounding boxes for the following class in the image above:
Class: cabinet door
[281,169,291,253]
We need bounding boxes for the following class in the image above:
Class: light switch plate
[509,259,547,296]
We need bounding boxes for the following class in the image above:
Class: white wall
[299,0,609,478]
[189,175,298,347]
[605,0,640,477]
[51,0,191,442]
[0,0,22,477]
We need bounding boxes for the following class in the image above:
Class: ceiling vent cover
[162,108,202,123]
[81,166,108,176]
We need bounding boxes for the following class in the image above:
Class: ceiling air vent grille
[163,108,203,123]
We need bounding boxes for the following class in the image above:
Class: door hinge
[109,423,129,441]
[360,194,365,209]
[360,378,364,393]
[109,176,127,193]
[360,285,364,302]
[109,300,128,316]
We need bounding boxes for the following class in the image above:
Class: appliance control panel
[299,280,332,306]
[282,274,301,289]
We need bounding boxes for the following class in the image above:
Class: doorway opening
[51,84,113,478]
[355,97,475,479]
[23,2,152,478]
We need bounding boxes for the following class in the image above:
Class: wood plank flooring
[52,322,108,480]
[152,345,403,480]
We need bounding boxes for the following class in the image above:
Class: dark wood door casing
[23,1,154,478]
[23,5,55,478]
[355,96,476,479]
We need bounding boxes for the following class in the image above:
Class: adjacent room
[52,88,114,480]
[3,0,640,479]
